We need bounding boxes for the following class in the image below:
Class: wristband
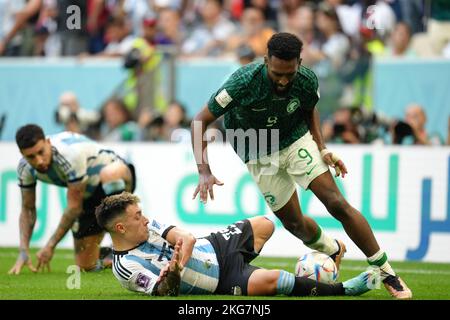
[320,149,331,159]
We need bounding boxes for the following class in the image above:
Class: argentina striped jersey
[112,218,219,295]
[17,131,125,198]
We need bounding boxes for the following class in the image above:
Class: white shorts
[246,131,329,212]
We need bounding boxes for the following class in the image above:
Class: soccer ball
[295,251,338,284]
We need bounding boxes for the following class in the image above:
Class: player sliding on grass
[8,124,136,274]
[95,192,376,297]
[190,32,411,299]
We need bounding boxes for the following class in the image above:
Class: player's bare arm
[8,188,38,275]
[306,108,347,178]
[165,227,196,268]
[191,105,224,203]
[36,182,86,271]
[154,239,182,296]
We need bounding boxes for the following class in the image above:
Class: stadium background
[0,0,450,300]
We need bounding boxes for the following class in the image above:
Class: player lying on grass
[9,124,136,274]
[95,192,377,297]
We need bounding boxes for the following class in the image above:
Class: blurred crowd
[1,0,450,145]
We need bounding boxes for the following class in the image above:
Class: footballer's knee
[100,162,131,183]
[248,269,279,296]
[249,216,275,253]
[100,162,132,195]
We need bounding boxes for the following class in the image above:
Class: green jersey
[207,62,320,162]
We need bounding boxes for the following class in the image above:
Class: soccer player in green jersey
[190,32,412,299]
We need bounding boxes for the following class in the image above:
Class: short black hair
[95,192,140,232]
[267,32,303,61]
[15,124,46,150]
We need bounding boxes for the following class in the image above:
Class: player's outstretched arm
[36,182,86,272]
[8,189,38,275]
[191,105,223,203]
[153,239,183,296]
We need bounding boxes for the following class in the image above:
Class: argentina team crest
[286,98,300,113]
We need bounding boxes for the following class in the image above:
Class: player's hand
[36,246,54,272]
[158,238,182,280]
[155,239,182,296]
[321,149,348,178]
[8,250,37,275]
[192,173,224,203]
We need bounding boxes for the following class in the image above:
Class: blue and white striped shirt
[17,131,124,198]
[112,218,220,295]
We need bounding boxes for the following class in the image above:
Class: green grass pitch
[1,247,449,300]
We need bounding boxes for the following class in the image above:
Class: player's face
[123,204,149,243]
[265,56,300,95]
[20,139,52,173]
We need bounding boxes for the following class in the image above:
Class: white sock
[304,226,339,256]
[367,250,396,279]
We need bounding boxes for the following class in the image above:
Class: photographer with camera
[55,91,100,136]
[322,107,361,144]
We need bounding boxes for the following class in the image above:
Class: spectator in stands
[389,103,434,145]
[141,16,159,46]
[312,2,350,69]
[155,8,186,49]
[245,0,279,30]
[226,7,275,57]
[181,0,236,57]
[32,0,58,56]
[163,101,191,143]
[96,16,135,57]
[381,22,416,58]
[0,0,38,56]
[122,0,154,37]
[306,2,350,118]
[86,0,110,54]
[99,98,142,142]
[283,3,315,42]
[277,0,304,32]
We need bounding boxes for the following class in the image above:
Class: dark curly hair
[267,32,303,61]
[15,124,46,150]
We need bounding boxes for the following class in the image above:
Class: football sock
[303,226,339,256]
[288,276,345,296]
[276,270,295,295]
[367,250,395,279]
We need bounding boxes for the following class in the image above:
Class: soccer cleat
[329,239,346,271]
[383,275,412,299]
[342,269,378,296]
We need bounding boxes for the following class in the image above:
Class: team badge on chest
[286,98,300,113]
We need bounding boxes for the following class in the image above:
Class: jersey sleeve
[207,67,247,118]
[299,66,320,110]
[17,159,36,189]
[147,218,175,239]
[120,256,160,295]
